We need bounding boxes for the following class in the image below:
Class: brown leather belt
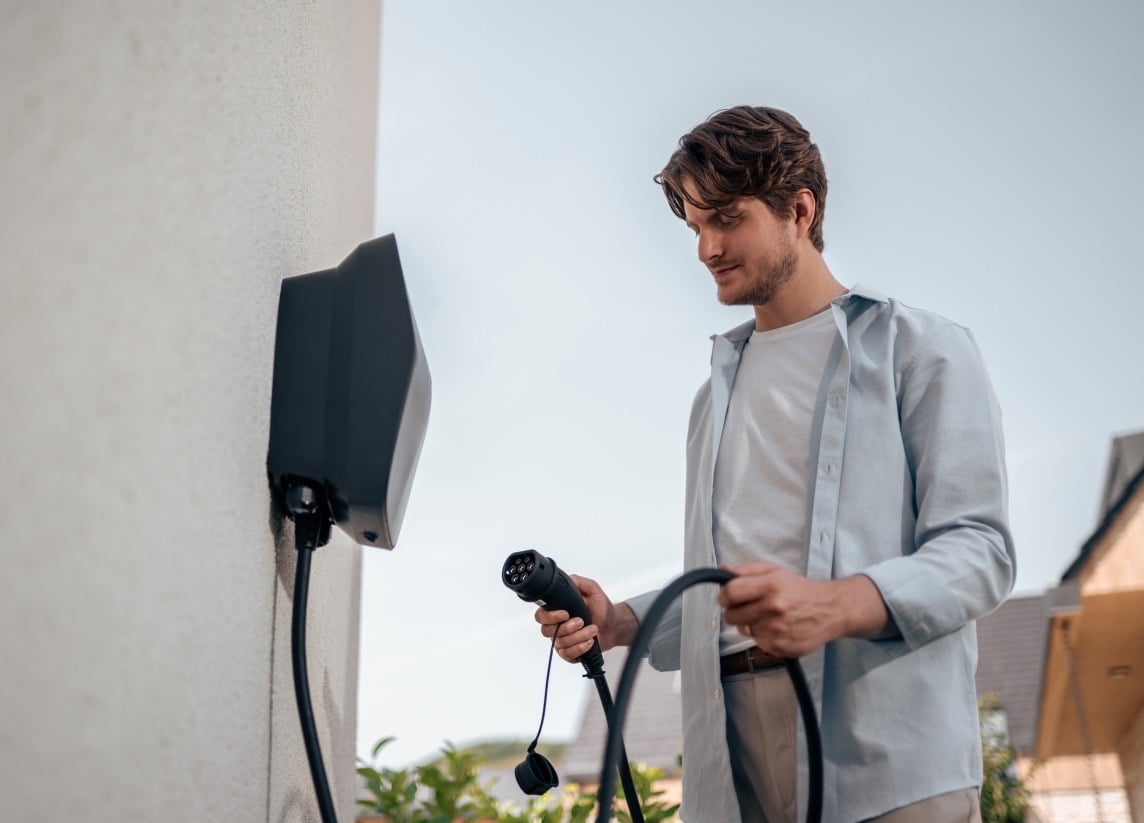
[720,646,786,677]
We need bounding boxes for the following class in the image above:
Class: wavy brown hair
[655,106,828,252]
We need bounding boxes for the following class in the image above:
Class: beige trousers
[722,667,982,823]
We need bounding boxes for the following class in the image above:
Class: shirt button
[714,688,721,700]
[711,618,718,630]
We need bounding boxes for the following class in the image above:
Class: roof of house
[1063,430,1144,582]
[974,593,1050,753]
[1035,429,1144,759]
[560,649,683,782]
[1098,430,1144,519]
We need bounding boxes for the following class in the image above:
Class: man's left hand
[717,563,893,658]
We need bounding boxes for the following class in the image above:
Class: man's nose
[697,230,721,264]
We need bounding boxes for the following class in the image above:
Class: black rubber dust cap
[514,750,558,795]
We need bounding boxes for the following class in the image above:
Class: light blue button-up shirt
[625,285,1015,822]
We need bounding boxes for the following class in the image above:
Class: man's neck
[753,252,847,332]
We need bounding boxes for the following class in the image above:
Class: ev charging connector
[504,555,825,823]
[502,551,645,823]
[504,550,605,672]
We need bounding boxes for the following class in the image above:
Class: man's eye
[717,214,741,228]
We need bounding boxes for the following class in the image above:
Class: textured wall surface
[0,2,379,820]
[1119,706,1144,823]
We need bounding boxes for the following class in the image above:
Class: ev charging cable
[505,555,824,823]
[286,482,339,823]
[595,567,824,823]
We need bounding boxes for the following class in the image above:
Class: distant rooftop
[1064,429,1144,582]
[1098,430,1144,520]
[561,649,682,783]
[974,593,1050,753]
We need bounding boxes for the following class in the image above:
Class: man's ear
[792,189,816,240]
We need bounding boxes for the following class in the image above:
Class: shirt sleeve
[623,589,684,672]
[861,321,1016,651]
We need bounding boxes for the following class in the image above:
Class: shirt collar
[840,282,889,304]
[710,283,890,343]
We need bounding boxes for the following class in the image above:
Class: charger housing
[267,234,431,549]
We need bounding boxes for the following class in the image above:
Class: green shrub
[979,693,1036,823]
[614,765,680,823]
[356,736,678,822]
[361,700,1030,823]
[356,738,419,821]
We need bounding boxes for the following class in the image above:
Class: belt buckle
[745,647,756,673]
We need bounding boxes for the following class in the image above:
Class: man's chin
[717,285,771,307]
[716,281,744,305]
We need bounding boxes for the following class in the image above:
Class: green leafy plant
[559,785,599,823]
[416,742,501,822]
[614,765,681,823]
[356,737,680,822]
[363,703,1036,823]
[357,737,419,821]
[492,793,585,823]
[979,693,1036,823]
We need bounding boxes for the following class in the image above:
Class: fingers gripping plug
[501,550,604,673]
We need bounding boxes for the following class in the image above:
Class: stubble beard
[718,243,799,307]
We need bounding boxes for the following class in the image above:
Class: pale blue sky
[359,0,1144,767]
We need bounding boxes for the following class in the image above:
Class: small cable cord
[526,627,560,754]
[522,627,645,823]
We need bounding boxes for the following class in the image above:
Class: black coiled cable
[594,568,823,823]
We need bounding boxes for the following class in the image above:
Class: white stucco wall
[0,2,380,820]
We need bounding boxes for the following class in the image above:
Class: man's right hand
[533,574,638,664]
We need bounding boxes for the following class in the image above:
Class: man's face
[682,189,798,307]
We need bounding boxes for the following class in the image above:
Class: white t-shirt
[713,308,838,654]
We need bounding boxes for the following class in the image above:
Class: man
[537,106,1015,822]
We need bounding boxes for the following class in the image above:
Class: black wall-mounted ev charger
[267,234,431,823]
[268,233,431,550]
